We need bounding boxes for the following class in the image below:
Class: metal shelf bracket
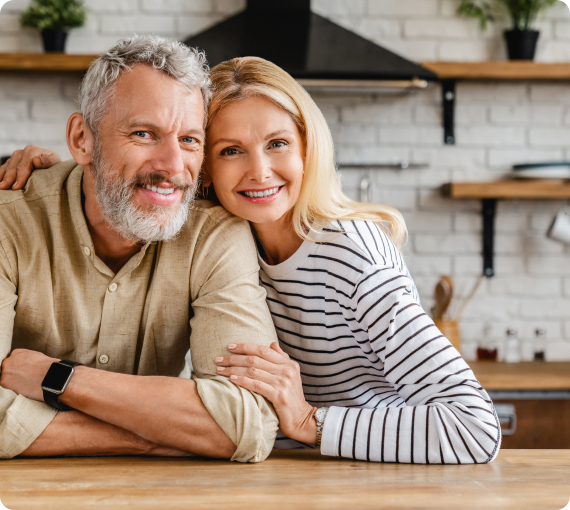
[482,199,497,278]
[442,80,456,145]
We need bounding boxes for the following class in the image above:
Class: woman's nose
[246,151,272,182]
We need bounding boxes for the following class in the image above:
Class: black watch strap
[42,360,83,411]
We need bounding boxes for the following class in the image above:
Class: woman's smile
[238,185,284,202]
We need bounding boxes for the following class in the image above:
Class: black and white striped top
[260,220,500,464]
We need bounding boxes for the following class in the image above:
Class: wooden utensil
[432,276,454,320]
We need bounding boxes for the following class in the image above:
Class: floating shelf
[0,53,98,72]
[422,61,570,81]
[443,180,570,278]
[443,180,570,200]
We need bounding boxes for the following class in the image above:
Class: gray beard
[90,144,199,243]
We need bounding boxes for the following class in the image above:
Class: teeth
[244,187,280,198]
[142,184,175,195]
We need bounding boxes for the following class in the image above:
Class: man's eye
[221,147,239,156]
[134,131,150,138]
[182,137,196,144]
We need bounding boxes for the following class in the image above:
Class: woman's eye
[270,140,288,149]
[221,147,239,156]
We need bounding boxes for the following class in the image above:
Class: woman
[0,57,500,464]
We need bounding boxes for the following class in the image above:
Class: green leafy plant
[21,0,87,32]
[457,0,558,30]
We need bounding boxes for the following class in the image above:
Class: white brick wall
[0,0,569,359]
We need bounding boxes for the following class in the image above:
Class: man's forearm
[59,368,237,459]
[20,410,193,458]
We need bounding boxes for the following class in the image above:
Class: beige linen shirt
[0,160,279,462]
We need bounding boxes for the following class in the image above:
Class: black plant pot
[504,29,540,60]
[41,29,68,52]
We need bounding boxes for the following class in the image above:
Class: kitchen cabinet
[470,362,570,449]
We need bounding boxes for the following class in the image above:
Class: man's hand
[0,349,57,401]
[0,145,62,190]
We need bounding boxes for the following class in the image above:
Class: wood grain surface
[442,180,570,199]
[422,61,570,80]
[470,362,570,391]
[0,449,569,509]
[0,53,98,72]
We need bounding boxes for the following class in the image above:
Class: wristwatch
[41,360,83,411]
[314,407,329,448]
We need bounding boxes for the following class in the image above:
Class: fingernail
[13,182,17,186]
[230,375,238,380]
[217,366,225,372]
[228,344,237,350]
[215,357,223,363]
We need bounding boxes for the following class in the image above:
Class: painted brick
[563,278,570,297]
[31,99,78,121]
[412,148,486,169]
[490,105,530,125]
[84,0,138,13]
[488,149,563,168]
[414,234,480,254]
[214,0,246,14]
[529,127,570,148]
[529,256,570,275]
[490,276,561,297]
[520,299,570,320]
[457,82,528,104]
[369,0,438,17]
[341,102,413,125]
[405,212,452,232]
[532,105,564,126]
[404,18,479,39]
[336,145,411,166]
[530,84,570,104]
[0,99,28,120]
[379,126,441,145]
[438,41,496,62]
[455,126,526,148]
[100,14,175,35]
[404,255,452,276]
[176,15,221,37]
[312,0,367,18]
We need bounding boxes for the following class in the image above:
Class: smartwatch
[41,360,83,411]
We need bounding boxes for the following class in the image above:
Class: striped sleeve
[320,265,501,464]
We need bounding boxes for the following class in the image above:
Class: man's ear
[67,113,95,166]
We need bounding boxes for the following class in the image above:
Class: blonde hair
[208,57,407,249]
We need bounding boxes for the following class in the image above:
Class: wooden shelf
[422,61,570,80]
[470,362,570,391]
[443,180,570,199]
[0,53,98,72]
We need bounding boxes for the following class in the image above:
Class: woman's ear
[67,113,94,166]
[201,167,213,188]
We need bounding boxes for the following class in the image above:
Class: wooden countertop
[470,362,570,391]
[442,180,570,199]
[0,53,98,72]
[0,449,568,509]
[422,61,570,80]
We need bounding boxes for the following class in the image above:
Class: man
[0,35,278,462]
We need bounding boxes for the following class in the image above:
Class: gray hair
[78,34,211,135]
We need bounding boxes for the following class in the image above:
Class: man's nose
[246,150,272,182]
[153,136,185,177]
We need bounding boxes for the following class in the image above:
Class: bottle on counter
[477,325,498,362]
[504,328,521,364]
[534,328,547,362]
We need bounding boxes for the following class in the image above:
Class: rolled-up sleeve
[0,239,57,459]
[189,211,279,463]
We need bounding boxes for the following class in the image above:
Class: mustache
[130,172,195,191]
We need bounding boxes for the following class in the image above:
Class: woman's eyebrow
[266,129,293,139]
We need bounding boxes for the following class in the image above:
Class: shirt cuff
[320,406,346,457]
[0,393,58,459]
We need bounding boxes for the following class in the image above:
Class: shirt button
[83,246,91,256]
[108,283,118,292]
[99,354,109,364]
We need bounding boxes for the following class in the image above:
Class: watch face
[42,363,74,394]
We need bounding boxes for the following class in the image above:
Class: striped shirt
[260,220,501,464]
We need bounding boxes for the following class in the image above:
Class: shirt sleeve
[188,211,279,463]
[0,239,58,459]
[320,265,501,464]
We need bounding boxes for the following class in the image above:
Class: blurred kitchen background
[0,0,569,368]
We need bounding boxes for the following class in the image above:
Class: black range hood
[183,0,437,90]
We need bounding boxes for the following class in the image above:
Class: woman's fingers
[215,353,283,376]
[216,365,276,386]
[227,342,288,364]
[0,151,22,189]
[225,373,277,402]
[11,146,61,191]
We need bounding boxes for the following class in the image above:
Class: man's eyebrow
[124,121,205,137]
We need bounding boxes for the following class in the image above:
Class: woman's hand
[215,342,318,445]
[0,145,62,190]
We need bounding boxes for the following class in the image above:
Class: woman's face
[204,96,305,226]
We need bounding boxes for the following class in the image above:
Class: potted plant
[21,0,87,53]
[457,0,558,60]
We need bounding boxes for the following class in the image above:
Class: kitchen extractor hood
[183,0,437,90]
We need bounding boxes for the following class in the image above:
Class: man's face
[91,64,205,242]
